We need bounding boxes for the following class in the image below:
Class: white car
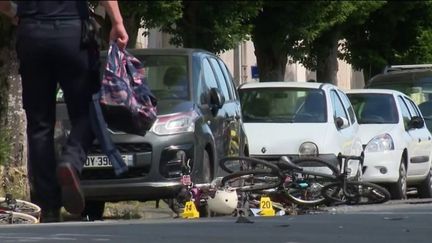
[346,89,432,199]
[238,82,363,177]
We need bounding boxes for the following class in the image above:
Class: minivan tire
[198,150,214,217]
[82,201,105,221]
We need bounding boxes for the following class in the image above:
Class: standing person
[0,1,128,223]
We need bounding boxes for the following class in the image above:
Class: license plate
[85,154,134,168]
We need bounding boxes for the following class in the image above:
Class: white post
[233,44,241,86]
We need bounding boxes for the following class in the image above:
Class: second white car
[346,89,432,199]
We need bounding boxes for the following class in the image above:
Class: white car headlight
[365,133,394,152]
[151,111,198,135]
[299,142,318,157]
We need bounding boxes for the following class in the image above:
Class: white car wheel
[418,168,432,198]
[389,159,407,200]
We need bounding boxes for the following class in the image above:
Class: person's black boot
[40,209,62,223]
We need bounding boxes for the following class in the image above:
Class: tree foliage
[342,1,432,81]
[294,2,383,68]
[92,1,183,49]
[291,1,384,83]
[160,0,262,53]
[250,1,352,81]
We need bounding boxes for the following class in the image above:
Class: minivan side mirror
[408,116,425,129]
[209,88,225,114]
[335,116,349,129]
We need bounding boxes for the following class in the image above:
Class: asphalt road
[0,199,431,243]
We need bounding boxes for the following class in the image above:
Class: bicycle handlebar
[337,153,364,164]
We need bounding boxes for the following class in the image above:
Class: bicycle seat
[277,156,303,171]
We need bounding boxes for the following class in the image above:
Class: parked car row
[55,49,432,219]
[238,81,432,201]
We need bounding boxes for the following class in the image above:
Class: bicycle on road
[320,154,391,205]
[0,194,40,224]
[219,156,338,209]
[219,154,390,208]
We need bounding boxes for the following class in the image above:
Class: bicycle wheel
[0,197,41,219]
[283,157,339,206]
[0,211,39,224]
[321,181,391,205]
[221,170,283,192]
[219,156,280,174]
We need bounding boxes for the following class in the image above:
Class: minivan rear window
[367,75,432,105]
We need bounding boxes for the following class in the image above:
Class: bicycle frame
[336,153,364,198]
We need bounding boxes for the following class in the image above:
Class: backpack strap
[89,92,128,176]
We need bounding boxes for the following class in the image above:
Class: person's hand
[110,23,128,49]
[11,16,18,26]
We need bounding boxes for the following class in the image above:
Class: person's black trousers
[16,18,97,211]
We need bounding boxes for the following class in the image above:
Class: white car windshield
[239,87,327,123]
[347,93,398,124]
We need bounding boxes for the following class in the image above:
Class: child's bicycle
[174,155,337,217]
[0,194,41,224]
[219,154,390,208]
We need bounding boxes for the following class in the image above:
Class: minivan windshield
[239,88,327,123]
[56,55,190,102]
[347,93,398,124]
[136,55,190,100]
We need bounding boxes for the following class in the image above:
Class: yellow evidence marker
[259,196,275,216]
[181,200,200,219]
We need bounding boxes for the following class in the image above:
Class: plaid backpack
[99,42,157,136]
[89,43,157,175]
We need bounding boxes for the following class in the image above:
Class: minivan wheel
[418,168,432,198]
[388,160,407,200]
[82,201,105,221]
[201,150,212,184]
[198,150,214,217]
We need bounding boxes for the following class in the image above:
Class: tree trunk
[254,48,287,82]
[0,21,29,199]
[251,10,288,82]
[252,40,287,82]
[181,1,199,48]
[123,13,139,49]
[315,30,340,84]
[99,13,139,50]
[362,65,383,85]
